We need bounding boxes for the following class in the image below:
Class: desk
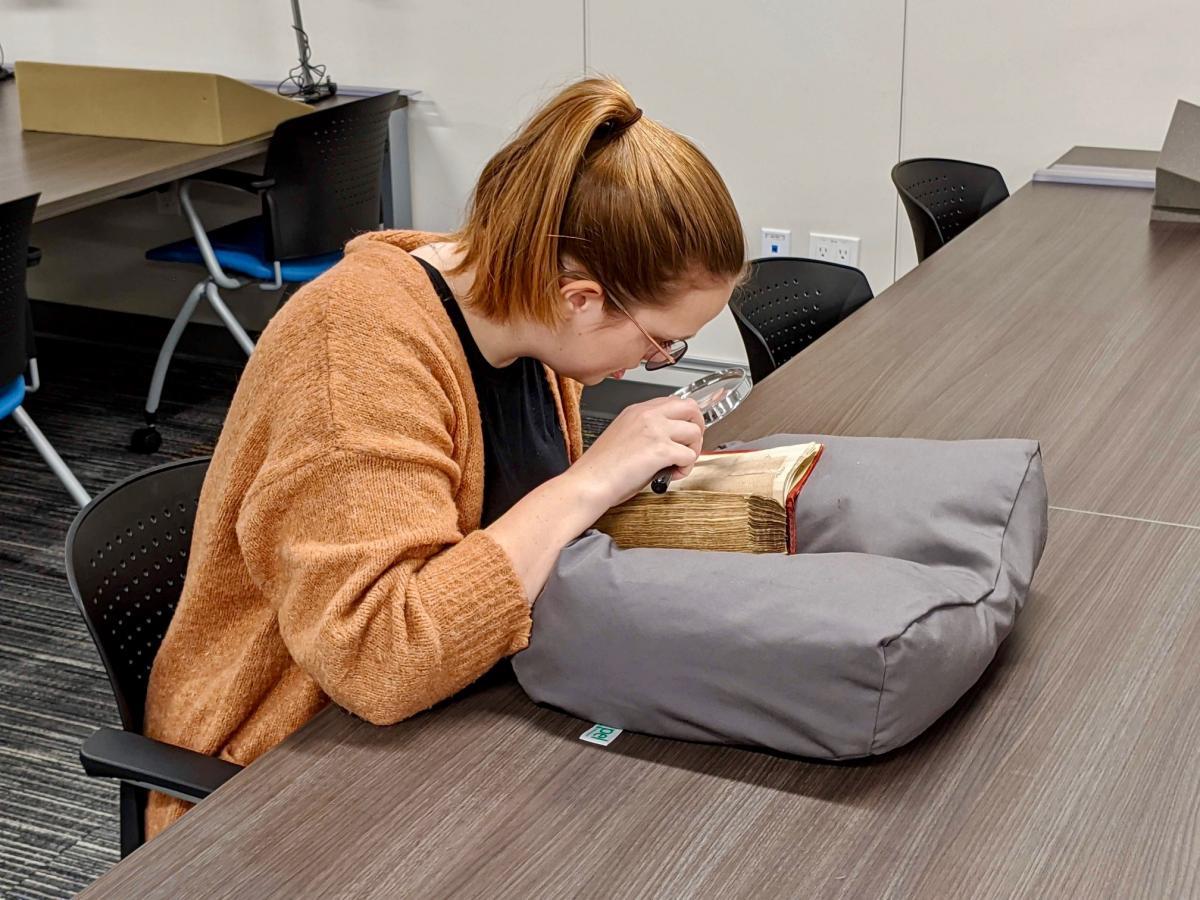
[80,152,1200,898]
[0,79,411,225]
[78,514,1200,898]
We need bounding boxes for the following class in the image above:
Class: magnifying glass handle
[650,467,673,494]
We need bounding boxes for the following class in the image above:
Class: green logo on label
[580,724,623,746]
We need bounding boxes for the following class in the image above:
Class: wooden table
[0,79,410,224]
[81,151,1200,898]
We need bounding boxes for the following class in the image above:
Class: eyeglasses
[607,295,688,371]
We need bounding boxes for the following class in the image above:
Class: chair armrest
[190,168,276,193]
[26,246,41,268]
[81,727,243,804]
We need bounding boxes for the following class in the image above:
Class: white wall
[895,0,1200,276]
[9,0,1200,369]
[587,0,904,364]
[301,1,584,233]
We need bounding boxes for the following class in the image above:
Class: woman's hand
[486,396,704,604]
[563,396,706,510]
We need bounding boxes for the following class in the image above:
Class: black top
[415,257,570,527]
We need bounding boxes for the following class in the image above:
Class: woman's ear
[558,275,606,315]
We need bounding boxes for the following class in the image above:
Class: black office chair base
[129,424,162,455]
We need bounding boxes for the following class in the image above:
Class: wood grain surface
[0,80,390,221]
[79,510,1200,899]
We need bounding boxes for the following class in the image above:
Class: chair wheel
[130,426,162,454]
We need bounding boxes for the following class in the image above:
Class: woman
[143,77,746,837]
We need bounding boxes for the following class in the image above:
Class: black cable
[277,25,333,99]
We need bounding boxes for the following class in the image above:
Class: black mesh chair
[66,457,241,857]
[0,192,90,506]
[892,158,1009,262]
[729,257,873,384]
[134,90,400,453]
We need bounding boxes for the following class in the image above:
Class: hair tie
[592,108,644,147]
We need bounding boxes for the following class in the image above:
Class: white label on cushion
[579,724,623,746]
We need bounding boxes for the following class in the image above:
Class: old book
[594,443,823,554]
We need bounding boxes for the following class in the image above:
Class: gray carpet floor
[0,334,612,897]
[0,337,239,898]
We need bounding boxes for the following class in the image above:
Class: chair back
[261,91,400,260]
[729,257,873,383]
[65,458,210,734]
[0,193,39,385]
[892,158,1009,261]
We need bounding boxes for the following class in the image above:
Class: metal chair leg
[10,405,90,507]
[204,281,255,357]
[146,279,207,418]
[130,279,206,454]
[130,277,256,454]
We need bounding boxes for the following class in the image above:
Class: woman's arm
[236,399,703,725]
[487,395,705,602]
[237,445,533,726]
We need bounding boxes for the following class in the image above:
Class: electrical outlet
[761,228,791,257]
[809,233,860,267]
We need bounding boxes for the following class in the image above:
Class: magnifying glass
[650,367,753,494]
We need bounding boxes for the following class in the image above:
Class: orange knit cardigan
[143,230,584,837]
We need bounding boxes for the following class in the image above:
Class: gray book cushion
[512,434,1048,759]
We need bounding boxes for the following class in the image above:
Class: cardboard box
[15,61,311,145]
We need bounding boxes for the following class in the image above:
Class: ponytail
[453,77,745,325]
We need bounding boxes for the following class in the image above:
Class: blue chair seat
[0,375,26,420]
[146,216,342,283]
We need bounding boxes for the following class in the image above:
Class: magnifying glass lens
[650,368,753,493]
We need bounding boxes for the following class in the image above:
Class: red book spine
[785,446,823,554]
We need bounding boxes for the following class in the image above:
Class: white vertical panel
[589,0,906,363]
